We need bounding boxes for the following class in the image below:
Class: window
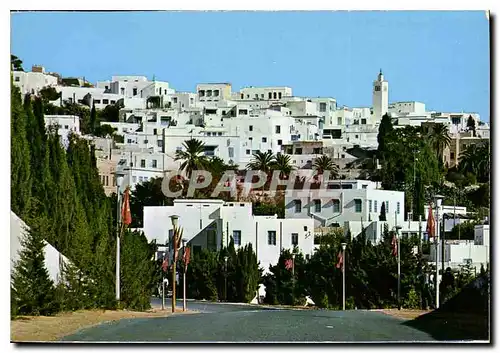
[246,149,250,155]
[374,200,378,213]
[261,94,264,98]
[103,99,109,104]
[375,86,381,92]
[354,199,362,213]
[361,119,367,125]
[157,140,163,148]
[268,92,272,99]
[110,100,115,104]
[152,160,157,168]
[314,200,321,213]
[249,125,253,132]
[273,92,277,99]
[218,132,223,136]
[214,90,220,97]
[233,230,241,246]
[120,88,125,95]
[278,139,282,145]
[295,148,302,155]
[94,99,101,104]
[355,135,359,139]
[295,200,302,213]
[275,125,281,134]
[141,159,146,168]
[14,76,20,82]
[144,139,148,144]
[291,233,298,246]
[127,139,132,144]
[262,137,267,143]
[206,90,212,97]
[337,117,342,125]
[332,199,340,213]
[132,176,137,183]
[200,90,205,97]
[397,202,400,214]
[241,94,244,99]
[139,176,144,182]
[228,147,234,158]
[105,85,109,90]
[133,88,137,96]
[278,92,282,99]
[369,200,373,213]
[450,152,455,159]
[255,94,258,99]
[319,102,327,112]
[173,97,178,103]
[64,125,69,129]
[268,231,277,246]
[153,128,158,135]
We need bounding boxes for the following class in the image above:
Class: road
[61,298,437,342]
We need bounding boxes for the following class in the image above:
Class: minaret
[372,69,389,121]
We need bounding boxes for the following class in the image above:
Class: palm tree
[271,154,294,179]
[459,142,490,182]
[246,151,275,174]
[313,155,339,179]
[174,138,208,178]
[428,123,451,164]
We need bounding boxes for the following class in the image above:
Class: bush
[404,288,420,309]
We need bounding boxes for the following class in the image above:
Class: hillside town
[11,53,490,341]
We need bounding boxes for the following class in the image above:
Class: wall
[10,211,70,284]
[12,70,58,95]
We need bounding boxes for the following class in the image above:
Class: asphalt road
[61,298,437,342]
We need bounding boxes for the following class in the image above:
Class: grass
[11,308,196,342]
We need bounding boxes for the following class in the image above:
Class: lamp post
[434,194,444,309]
[115,174,124,303]
[292,253,296,304]
[395,225,402,310]
[170,215,179,313]
[224,256,228,302]
[341,242,347,310]
[182,238,187,312]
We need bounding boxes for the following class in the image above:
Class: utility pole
[341,243,347,310]
[396,225,402,310]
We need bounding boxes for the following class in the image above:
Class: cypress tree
[11,83,32,216]
[377,113,394,159]
[90,103,97,134]
[379,202,387,221]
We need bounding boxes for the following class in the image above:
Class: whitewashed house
[143,199,315,273]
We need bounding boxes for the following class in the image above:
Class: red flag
[391,234,398,257]
[426,205,435,238]
[183,247,191,270]
[285,258,293,271]
[121,187,132,226]
[162,255,169,272]
[336,251,344,270]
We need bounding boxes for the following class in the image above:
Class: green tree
[11,216,58,316]
[312,155,339,178]
[467,115,476,137]
[11,83,32,217]
[11,54,24,71]
[130,177,173,228]
[377,113,393,159]
[379,202,387,221]
[234,244,261,303]
[89,103,97,134]
[427,123,451,167]
[272,154,294,179]
[246,151,275,174]
[174,138,209,178]
[39,86,61,103]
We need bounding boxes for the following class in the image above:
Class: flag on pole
[162,255,169,272]
[285,258,293,271]
[183,247,191,271]
[391,233,398,257]
[426,204,435,238]
[121,187,132,226]
[336,250,344,271]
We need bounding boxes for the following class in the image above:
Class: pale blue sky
[11,11,490,121]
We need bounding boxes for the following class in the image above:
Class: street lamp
[291,253,296,305]
[434,194,444,309]
[341,242,347,310]
[170,215,180,313]
[395,225,402,310]
[115,173,124,303]
[224,256,228,302]
[182,238,187,312]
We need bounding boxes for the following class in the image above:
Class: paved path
[61,299,436,342]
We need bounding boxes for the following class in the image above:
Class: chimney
[32,65,45,73]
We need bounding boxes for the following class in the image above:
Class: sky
[10,11,490,121]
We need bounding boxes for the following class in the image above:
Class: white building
[45,115,81,143]
[429,224,489,272]
[142,199,315,273]
[235,86,292,101]
[389,101,426,115]
[197,83,232,102]
[285,180,405,230]
[12,65,58,95]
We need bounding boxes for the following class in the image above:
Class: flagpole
[396,225,402,310]
[115,177,123,303]
[182,239,187,312]
[434,195,444,309]
[341,243,347,311]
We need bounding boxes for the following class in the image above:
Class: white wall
[10,212,70,284]
[13,71,58,95]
